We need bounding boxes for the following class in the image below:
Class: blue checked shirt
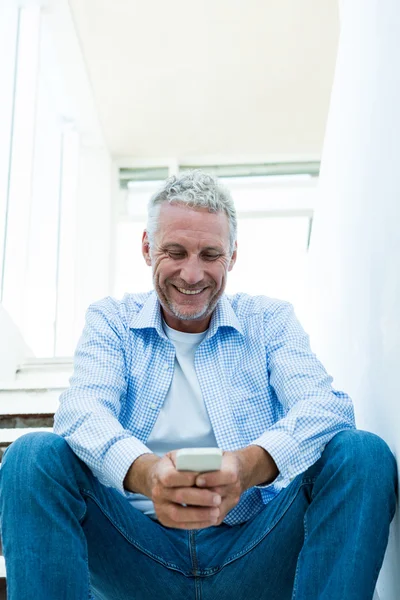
[53,291,356,525]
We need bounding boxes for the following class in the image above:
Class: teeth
[177,287,203,295]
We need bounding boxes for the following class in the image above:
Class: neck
[161,309,211,333]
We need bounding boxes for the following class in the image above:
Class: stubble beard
[154,276,223,322]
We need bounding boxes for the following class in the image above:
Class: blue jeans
[0,429,397,599]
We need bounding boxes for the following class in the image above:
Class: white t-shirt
[126,320,218,518]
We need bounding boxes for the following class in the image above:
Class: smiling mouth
[174,286,206,296]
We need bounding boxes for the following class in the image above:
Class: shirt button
[164,363,170,370]
[150,403,157,410]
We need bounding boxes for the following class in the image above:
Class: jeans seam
[208,480,311,574]
[188,531,202,599]
[85,545,92,600]
[79,495,88,524]
[195,575,202,600]
[78,493,93,599]
[291,505,308,599]
[80,488,192,575]
[189,530,198,575]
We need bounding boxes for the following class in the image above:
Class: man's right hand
[123,451,222,530]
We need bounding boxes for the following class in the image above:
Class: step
[16,357,73,372]
[6,376,70,389]
[0,556,5,578]
[0,390,62,428]
[0,415,54,429]
[0,390,62,415]
[0,357,74,390]
[0,428,53,445]
[0,375,71,390]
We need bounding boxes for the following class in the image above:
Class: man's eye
[203,254,219,260]
[168,252,184,259]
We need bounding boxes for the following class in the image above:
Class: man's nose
[180,255,204,285]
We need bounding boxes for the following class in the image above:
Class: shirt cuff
[251,429,301,489]
[102,436,154,495]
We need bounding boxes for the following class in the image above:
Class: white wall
[306,1,400,597]
[73,144,113,342]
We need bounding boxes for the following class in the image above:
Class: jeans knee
[327,429,398,490]
[1,431,70,478]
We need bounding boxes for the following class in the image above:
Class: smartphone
[175,447,223,472]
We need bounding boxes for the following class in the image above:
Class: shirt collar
[129,291,166,338]
[128,291,244,339]
[207,294,244,338]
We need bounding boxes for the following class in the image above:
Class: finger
[213,496,240,526]
[206,485,230,496]
[164,487,222,507]
[195,469,237,489]
[158,460,197,488]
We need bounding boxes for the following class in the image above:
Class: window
[0,3,19,299]
[226,215,310,306]
[113,168,317,313]
[114,179,164,297]
[0,5,81,358]
[1,6,41,333]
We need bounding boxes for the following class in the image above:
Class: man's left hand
[191,451,244,525]
[193,446,279,526]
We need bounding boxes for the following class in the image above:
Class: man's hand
[124,451,223,530]
[193,446,279,526]
[124,445,278,529]
[186,451,245,526]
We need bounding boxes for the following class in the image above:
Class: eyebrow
[201,246,225,253]
[162,243,225,253]
[162,243,185,250]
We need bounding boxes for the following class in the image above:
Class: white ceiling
[68,0,339,161]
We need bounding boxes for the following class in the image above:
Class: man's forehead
[157,202,230,238]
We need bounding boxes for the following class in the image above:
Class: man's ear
[142,231,152,266]
[228,241,237,272]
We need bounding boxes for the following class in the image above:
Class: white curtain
[305,1,400,598]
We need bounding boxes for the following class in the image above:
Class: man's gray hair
[146,170,237,254]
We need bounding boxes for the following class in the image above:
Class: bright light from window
[226,216,310,308]
[114,175,314,311]
[0,4,19,299]
[1,6,41,330]
[55,127,80,356]
[114,221,152,296]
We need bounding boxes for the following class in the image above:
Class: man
[0,170,397,599]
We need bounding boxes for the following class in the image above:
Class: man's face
[142,202,237,333]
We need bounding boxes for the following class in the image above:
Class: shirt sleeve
[252,301,356,490]
[53,300,153,496]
